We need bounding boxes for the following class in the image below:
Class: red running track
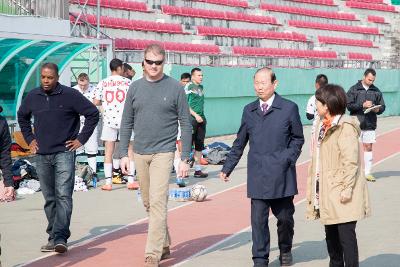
[24,128,400,267]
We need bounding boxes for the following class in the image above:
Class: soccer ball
[190,184,207,202]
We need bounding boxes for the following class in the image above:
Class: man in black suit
[220,68,304,267]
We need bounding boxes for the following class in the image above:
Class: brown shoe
[160,246,170,260]
[144,256,159,267]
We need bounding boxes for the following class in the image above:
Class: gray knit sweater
[119,75,192,160]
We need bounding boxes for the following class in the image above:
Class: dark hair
[191,68,202,75]
[77,73,89,81]
[123,62,133,71]
[180,72,191,80]
[315,74,328,87]
[364,68,376,77]
[109,58,123,71]
[254,67,276,83]
[41,62,59,76]
[315,84,347,116]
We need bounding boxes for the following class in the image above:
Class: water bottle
[92,175,97,188]
[137,190,142,202]
[169,189,175,201]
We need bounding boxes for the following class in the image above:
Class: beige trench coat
[306,115,371,225]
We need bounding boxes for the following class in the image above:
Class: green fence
[170,66,400,137]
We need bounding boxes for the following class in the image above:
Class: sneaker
[144,256,159,267]
[127,181,140,190]
[101,184,112,191]
[366,174,376,182]
[112,174,126,184]
[194,170,208,178]
[40,241,54,252]
[279,252,293,266]
[54,242,68,254]
[160,246,170,260]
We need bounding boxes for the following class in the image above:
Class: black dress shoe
[279,252,293,266]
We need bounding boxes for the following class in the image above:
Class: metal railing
[0,0,69,19]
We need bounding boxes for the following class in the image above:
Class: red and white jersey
[95,75,131,129]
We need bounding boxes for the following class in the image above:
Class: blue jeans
[35,151,75,244]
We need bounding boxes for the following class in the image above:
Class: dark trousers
[36,151,75,244]
[251,196,295,265]
[191,117,206,151]
[325,221,358,267]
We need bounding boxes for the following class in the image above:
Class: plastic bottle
[92,175,97,188]
[137,190,142,202]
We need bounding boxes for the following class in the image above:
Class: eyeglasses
[144,59,164,66]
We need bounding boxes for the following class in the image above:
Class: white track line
[173,146,400,266]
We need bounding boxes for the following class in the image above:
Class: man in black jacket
[17,63,99,253]
[0,106,14,266]
[347,68,385,182]
[0,105,14,197]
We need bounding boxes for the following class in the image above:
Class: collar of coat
[355,80,378,91]
[249,93,283,113]
[36,82,63,96]
[317,114,361,139]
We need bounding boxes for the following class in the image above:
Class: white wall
[0,14,70,37]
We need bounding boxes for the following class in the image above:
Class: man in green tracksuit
[185,68,208,178]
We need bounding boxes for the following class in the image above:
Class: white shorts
[360,130,376,144]
[77,126,98,155]
[101,125,134,141]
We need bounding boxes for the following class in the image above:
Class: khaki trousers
[134,152,174,260]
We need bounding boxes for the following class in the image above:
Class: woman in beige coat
[306,84,370,267]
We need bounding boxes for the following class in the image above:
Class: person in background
[123,62,136,81]
[73,73,99,182]
[93,58,138,191]
[306,74,328,121]
[180,72,191,86]
[306,84,370,267]
[347,68,385,182]
[185,68,208,178]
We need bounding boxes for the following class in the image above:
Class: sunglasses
[144,59,164,66]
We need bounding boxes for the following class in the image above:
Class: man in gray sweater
[119,44,192,267]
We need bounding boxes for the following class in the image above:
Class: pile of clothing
[11,159,40,195]
[203,142,231,165]
[74,176,88,192]
[74,163,94,192]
